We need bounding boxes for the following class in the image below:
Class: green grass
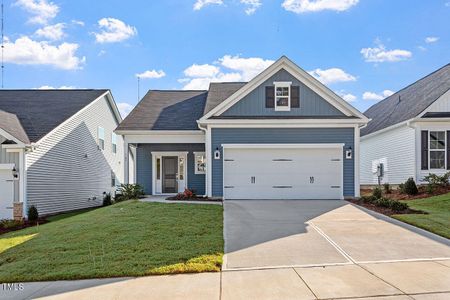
[393,193,450,239]
[0,201,223,282]
[46,207,97,222]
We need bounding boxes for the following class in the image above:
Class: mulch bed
[349,198,426,216]
[361,185,450,201]
[165,196,222,202]
[0,219,48,235]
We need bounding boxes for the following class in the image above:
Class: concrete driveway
[223,200,450,269]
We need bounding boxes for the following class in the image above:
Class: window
[194,152,206,174]
[156,158,161,180]
[111,171,116,187]
[98,127,105,150]
[274,82,291,111]
[112,133,117,154]
[429,131,446,169]
[178,157,185,180]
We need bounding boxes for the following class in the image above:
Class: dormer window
[274,81,292,111]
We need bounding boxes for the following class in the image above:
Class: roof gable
[221,68,345,117]
[361,63,450,136]
[0,89,109,143]
[200,56,367,122]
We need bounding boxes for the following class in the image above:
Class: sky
[5,0,450,117]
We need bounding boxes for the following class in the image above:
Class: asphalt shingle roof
[204,82,246,114]
[0,89,108,143]
[117,90,208,131]
[361,64,450,136]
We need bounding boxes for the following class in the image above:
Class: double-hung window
[429,131,446,169]
[194,152,206,174]
[112,133,117,154]
[98,127,105,150]
[274,82,291,111]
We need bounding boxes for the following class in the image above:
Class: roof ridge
[148,89,208,92]
[0,89,108,91]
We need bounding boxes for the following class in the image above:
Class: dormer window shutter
[291,86,300,108]
[265,86,274,108]
[421,130,428,170]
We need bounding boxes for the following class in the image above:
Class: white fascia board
[221,143,345,149]
[200,118,366,126]
[115,130,204,135]
[124,131,205,144]
[360,120,410,141]
[35,90,110,144]
[200,56,368,122]
[0,163,15,170]
[105,91,123,124]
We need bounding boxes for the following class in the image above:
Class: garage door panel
[223,146,343,200]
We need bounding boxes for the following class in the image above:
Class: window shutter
[447,131,450,170]
[291,86,300,108]
[421,130,428,170]
[265,86,274,108]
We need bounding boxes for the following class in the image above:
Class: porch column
[123,139,129,184]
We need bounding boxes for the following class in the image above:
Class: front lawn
[0,201,223,282]
[392,193,450,239]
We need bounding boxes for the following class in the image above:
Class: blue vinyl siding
[136,143,205,195]
[211,128,355,197]
[222,69,345,117]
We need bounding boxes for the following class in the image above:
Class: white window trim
[274,81,292,112]
[98,126,105,150]
[112,132,117,154]
[194,151,206,175]
[428,130,446,170]
[151,151,188,195]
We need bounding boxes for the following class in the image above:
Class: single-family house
[0,89,123,219]
[116,56,368,200]
[360,63,450,185]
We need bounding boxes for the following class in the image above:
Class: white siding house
[0,90,123,219]
[360,64,450,186]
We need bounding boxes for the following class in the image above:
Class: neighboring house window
[98,127,105,150]
[274,82,291,111]
[194,152,206,175]
[112,133,117,154]
[429,131,446,169]
[111,171,116,187]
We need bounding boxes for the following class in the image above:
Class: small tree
[103,193,112,206]
[404,177,418,195]
[28,205,39,222]
[383,182,391,194]
[372,186,382,199]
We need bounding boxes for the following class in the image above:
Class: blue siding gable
[221,69,345,117]
[211,128,355,197]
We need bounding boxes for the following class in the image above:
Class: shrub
[403,177,418,195]
[27,205,39,222]
[426,184,434,194]
[383,183,391,194]
[398,183,405,194]
[119,184,145,200]
[374,197,391,208]
[169,188,197,200]
[423,172,450,187]
[103,193,112,206]
[0,219,24,229]
[359,195,376,204]
[389,200,408,212]
[372,187,382,199]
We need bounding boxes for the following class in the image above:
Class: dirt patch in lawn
[361,185,450,201]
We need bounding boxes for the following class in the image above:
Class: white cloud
[362,90,394,101]
[241,0,262,15]
[14,0,59,24]
[72,20,85,26]
[117,102,135,117]
[4,36,85,70]
[184,64,220,77]
[425,36,439,44]
[37,85,76,89]
[35,23,65,40]
[308,68,356,85]
[98,50,106,56]
[337,92,356,102]
[180,55,274,90]
[361,41,412,63]
[282,0,358,13]
[136,69,166,79]
[94,18,137,43]
[193,0,223,10]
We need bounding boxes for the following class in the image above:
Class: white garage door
[223,145,343,200]
[0,168,14,220]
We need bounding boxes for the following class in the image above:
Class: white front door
[223,146,343,200]
[0,168,14,219]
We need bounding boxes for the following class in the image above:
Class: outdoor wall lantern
[345,146,352,159]
[12,167,19,179]
[214,147,221,160]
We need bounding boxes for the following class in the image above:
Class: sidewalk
[2,260,450,300]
